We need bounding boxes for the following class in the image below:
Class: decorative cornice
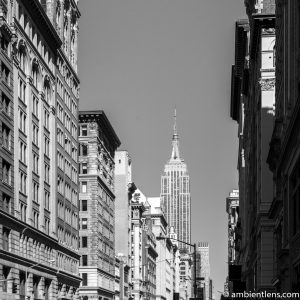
[21,0,62,52]
[259,78,275,91]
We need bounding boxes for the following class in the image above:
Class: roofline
[79,110,121,148]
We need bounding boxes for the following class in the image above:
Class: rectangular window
[81,125,87,136]
[2,193,10,213]
[81,218,87,229]
[32,95,39,117]
[82,273,88,286]
[44,109,49,130]
[19,109,27,133]
[44,164,50,183]
[2,124,11,150]
[44,136,50,156]
[81,163,87,174]
[82,200,87,211]
[82,236,87,248]
[3,227,10,251]
[2,160,11,185]
[81,182,87,193]
[32,123,39,146]
[44,190,50,210]
[2,93,10,116]
[82,255,88,266]
[2,63,10,86]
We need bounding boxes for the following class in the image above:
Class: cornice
[21,0,62,52]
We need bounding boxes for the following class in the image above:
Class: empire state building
[160,111,191,249]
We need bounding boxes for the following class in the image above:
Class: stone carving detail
[259,78,275,91]
[88,122,97,130]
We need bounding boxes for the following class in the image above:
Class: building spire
[171,108,181,161]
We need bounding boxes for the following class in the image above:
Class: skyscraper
[160,111,191,250]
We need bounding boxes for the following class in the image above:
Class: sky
[78,0,246,295]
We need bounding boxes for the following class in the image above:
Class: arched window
[18,45,27,73]
[44,78,51,104]
[31,60,40,89]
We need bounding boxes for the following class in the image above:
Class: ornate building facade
[226,190,240,266]
[78,111,121,300]
[160,111,191,250]
[267,0,300,293]
[114,150,136,300]
[0,0,81,299]
[231,0,276,292]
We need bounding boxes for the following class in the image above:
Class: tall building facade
[226,190,240,265]
[160,112,191,250]
[1,0,81,299]
[231,0,275,293]
[267,0,300,293]
[197,243,211,300]
[147,197,173,300]
[78,111,121,300]
[179,251,192,300]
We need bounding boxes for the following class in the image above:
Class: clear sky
[78,0,246,295]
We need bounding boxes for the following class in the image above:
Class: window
[82,236,87,248]
[2,193,10,213]
[32,62,39,88]
[81,163,87,174]
[81,144,87,156]
[2,124,11,150]
[44,109,49,130]
[19,109,27,133]
[33,152,39,174]
[81,125,87,136]
[82,200,87,211]
[82,255,88,266]
[1,35,9,55]
[33,181,39,203]
[33,211,39,228]
[82,273,88,286]
[2,160,11,185]
[44,218,50,234]
[18,77,26,102]
[3,227,10,251]
[32,95,39,117]
[44,164,50,183]
[2,93,10,116]
[81,218,87,229]
[20,202,27,222]
[32,123,39,146]
[44,136,50,156]
[44,79,51,104]
[81,182,87,193]
[44,190,50,210]
[2,63,10,86]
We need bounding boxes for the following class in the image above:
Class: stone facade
[179,252,192,300]
[226,190,240,266]
[0,0,81,299]
[197,243,211,300]
[231,0,276,292]
[114,150,136,300]
[267,0,300,293]
[78,111,121,300]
